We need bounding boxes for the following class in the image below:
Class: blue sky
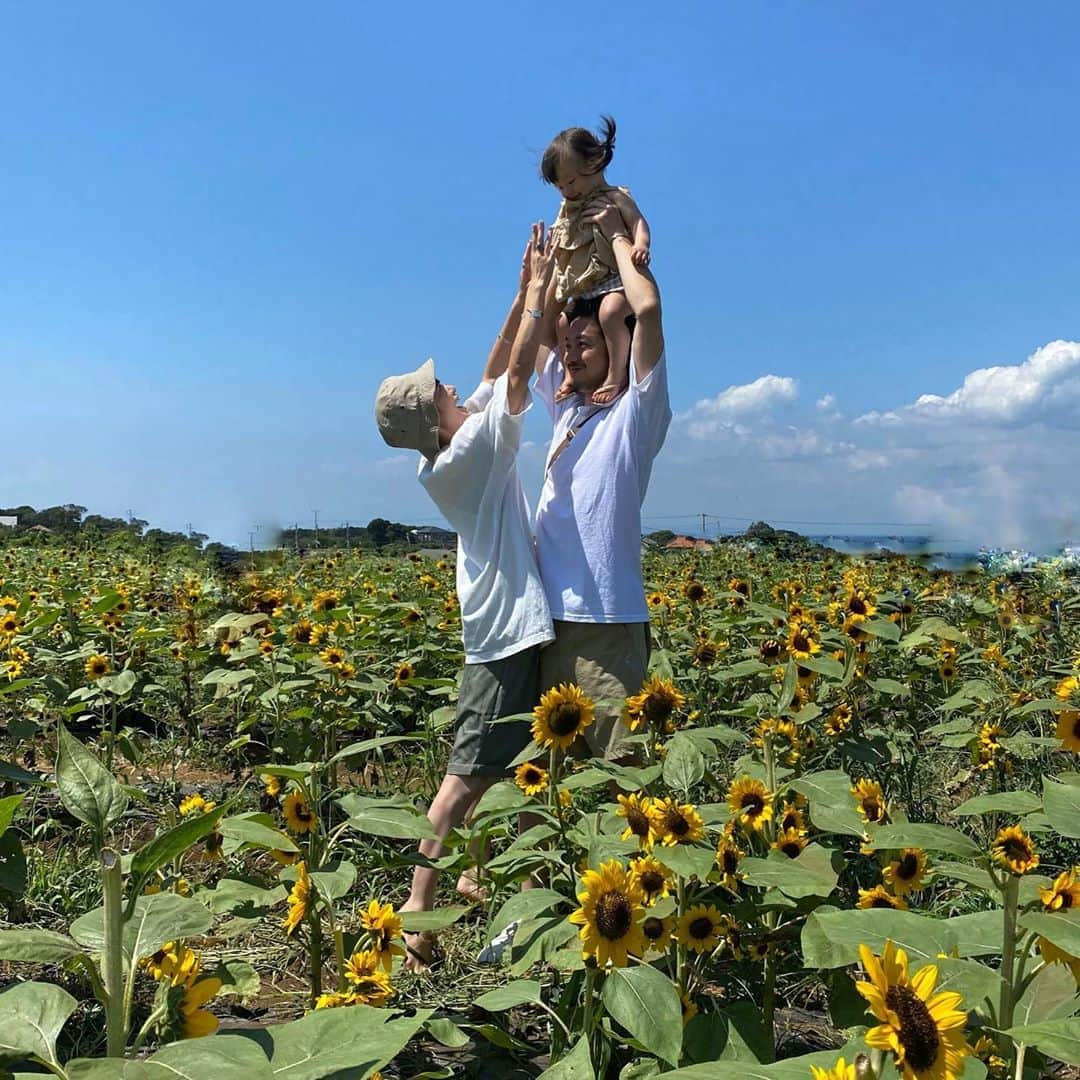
[3,3,1078,549]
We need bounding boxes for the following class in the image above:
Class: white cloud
[863,340,1080,427]
[652,341,1080,551]
[677,375,797,441]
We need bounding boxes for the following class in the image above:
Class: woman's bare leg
[400,772,494,970]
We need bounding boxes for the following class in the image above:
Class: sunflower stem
[999,873,1019,1047]
[101,848,126,1057]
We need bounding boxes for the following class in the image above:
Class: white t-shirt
[419,374,554,664]
[534,347,671,623]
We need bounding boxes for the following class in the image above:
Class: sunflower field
[0,535,1079,1079]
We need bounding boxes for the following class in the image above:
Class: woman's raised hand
[527,220,557,289]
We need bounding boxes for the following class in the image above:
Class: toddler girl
[541,116,651,404]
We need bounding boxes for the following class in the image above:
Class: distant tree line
[271,518,418,551]
[0,503,224,557]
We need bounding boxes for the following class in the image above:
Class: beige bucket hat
[374,358,441,459]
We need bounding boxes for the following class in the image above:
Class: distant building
[409,526,456,547]
[0,516,17,528]
[664,536,714,552]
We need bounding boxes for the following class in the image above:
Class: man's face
[558,314,609,395]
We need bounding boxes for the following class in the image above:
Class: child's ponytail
[540,115,618,183]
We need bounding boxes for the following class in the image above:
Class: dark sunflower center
[898,853,919,879]
[549,702,582,736]
[735,582,750,596]
[524,768,541,785]
[296,806,313,823]
[740,794,765,817]
[626,807,650,836]
[664,809,690,835]
[595,891,632,940]
[696,643,717,664]
[1059,891,1075,910]
[1003,837,1030,861]
[780,838,802,858]
[721,849,739,874]
[863,799,882,821]
[793,633,810,652]
[871,893,898,908]
[761,640,781,658]
[849,597,867,615]
[639,870,664,894]
[644,694,675,723]
[642,916,666,941]
[689,916,714,940]
[782,812,798,831]
[687,584,705,601]
[1070,715,1080,738]
[885,985,941,1072]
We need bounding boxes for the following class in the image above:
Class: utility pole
[312,510,319,548]
[701,512,707,539]
[185,522,193,537]
[345,520,350,549]
[248,530,256,552]
[293,522,299,554]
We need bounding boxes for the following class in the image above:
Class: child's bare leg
[591,291,632,405]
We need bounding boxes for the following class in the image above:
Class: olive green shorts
[539,620,651,762]
[446,646,541,777]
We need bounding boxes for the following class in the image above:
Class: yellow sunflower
[1039,867,1080,912]
[715,828,744,890]
[360,900,405,970]
[343,948,395,1005]
[677,904,724,954]
[648,798,705,846]
[320,645,346,669]
[1056,710,1080,752]
[884,849,929,897]
[203,830,224,863]
[777,798,807,833]
[825,703,853,737]
[514,762,549,796]
[856,939,970,1080]
[991,825,1038,875]
[179,793,214,816]
[773,828,808,859]
[394,661,415,687]
[641,913,675,954]
[811,1057,856,1080]
[264,774,282,798]
[283,792,317,834]
[630,855,671,904]
[567,860,646,968]
[852,779,886,824]
[622,675,686,733]
[858,886,909,910]
[283,862,311,936]
[1056,675,1080,702]
[85,653,111,680]
[616,793,654,850]
[174,972,221,1039]
[532,683,595,751]
[787,623,821,661]
[727,776,773,832]
[682,580,707,604]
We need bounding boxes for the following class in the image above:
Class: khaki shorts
[539,620,651,762]
[447,646,541,777]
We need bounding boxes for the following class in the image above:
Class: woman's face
[434,380,466,441]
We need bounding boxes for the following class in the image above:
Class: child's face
[554,155,602,201]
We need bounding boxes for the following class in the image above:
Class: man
[373,224,557,968]
[533,200,671,761]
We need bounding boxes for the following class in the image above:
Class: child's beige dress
[549,185,631,304]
